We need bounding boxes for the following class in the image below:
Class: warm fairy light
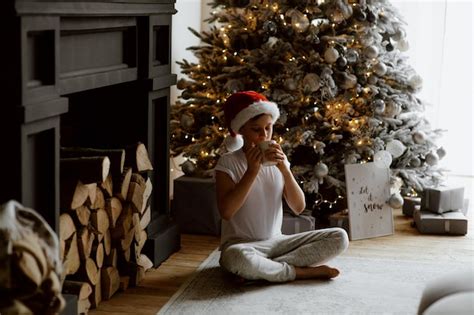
[192,137,196,142]
[278,136,283,143]
[223,56,227,61]
[218,127,224,131]
[233,52,238,56]
[280,14,284,20]
[272,4,279,11]
[206,76,211,79]
[357,140,363,145]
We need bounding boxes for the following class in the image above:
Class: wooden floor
[90,176,474,314]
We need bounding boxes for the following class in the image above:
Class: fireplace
[1,0,180,268]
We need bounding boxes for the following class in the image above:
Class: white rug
[158,249,468,315]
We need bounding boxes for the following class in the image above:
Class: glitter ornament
[410,157,421,167]
[336,56,347,68]
[364,45,379,59]
[386,140,406,158]
[302,73,321,93]
[324,47,339,63]
[436,147,447,159]
[181,159,197,175]
[291,10,310,33]
[388,193,404,209]
[425,152,439,166]
[413,131,426,144]
[409,74,423,90]
[373,62,387,76]
[262,20,277,35]
[180,113,195,129]
[345,49,359,63]
[374,150,392,168]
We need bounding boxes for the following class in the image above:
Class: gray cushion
[418,269,474,314]
[423,292,474,315]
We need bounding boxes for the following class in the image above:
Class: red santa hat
[223,91,280,151]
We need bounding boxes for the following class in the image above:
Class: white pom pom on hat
[223,91,280,151]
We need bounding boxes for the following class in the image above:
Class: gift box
[281,210,315,235]
[413,208,468,235]
[328,211,350,235]
[422,186,464,214]
[402,196,421,217]
[171,175,221,235]
[461,198,470,216]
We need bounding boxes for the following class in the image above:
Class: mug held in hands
[259,140,278,166]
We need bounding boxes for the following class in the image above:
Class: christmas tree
[170,0,445,220]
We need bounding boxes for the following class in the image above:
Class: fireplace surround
[1,0,180,268]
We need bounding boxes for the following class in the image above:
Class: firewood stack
[0,200,64,314]
[59,143,155,313]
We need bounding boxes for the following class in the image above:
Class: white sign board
[344,162,394,240]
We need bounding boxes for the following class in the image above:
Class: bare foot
[294,265,340,280]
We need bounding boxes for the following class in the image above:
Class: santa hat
[223,91,280,151]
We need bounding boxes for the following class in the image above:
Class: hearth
[1,0,180,269]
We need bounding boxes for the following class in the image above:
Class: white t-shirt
[215,148,289,247]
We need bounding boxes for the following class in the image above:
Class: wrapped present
[461,198,470,216]
[281,211,315,235]
[402,196,421,217]
[171,176,221,235]
[413,208,468,235]
[422,186,464,214]
[328,211,350,235]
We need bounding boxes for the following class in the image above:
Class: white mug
[258,140,278,166]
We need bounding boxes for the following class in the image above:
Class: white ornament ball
[314,162,329,178]
[324,47,339,63]
[413,131,427,144]
[388,193,404,209]
[345,154,358,164]
[425,152,439,166]
[436,147,447,159]
[373,62,387,76]
[392,28,406,41]
[409,74,423,89]
[374,150,392,168]
[364,45,379,59]
[302,73,321,92]
[386,140,406,158]
[341,73,358,89]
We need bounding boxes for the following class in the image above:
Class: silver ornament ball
[181,160,197,175]
[413,131,427,144]
[386,140,406,158]
[314,162,329,178]
[436,147,447,159]
[324,47,339,63]
[388,193,404,209]
[425,152,439,166]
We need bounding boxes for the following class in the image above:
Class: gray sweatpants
[219,227,349,283]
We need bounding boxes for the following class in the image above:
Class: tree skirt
[157,249,467,315]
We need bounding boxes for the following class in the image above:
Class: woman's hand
[264,142,288,171]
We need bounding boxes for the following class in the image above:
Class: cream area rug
[157,249,467,315]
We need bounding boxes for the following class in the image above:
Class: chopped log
[78,298,91,314]
[61,179,89,210]
[86,183,97,205]
[2,300,33,314]
[140,177,153,214]
[105,197,123,228]
[132,213,141,244]
[79,258,99,286]
[62,280,92,300]
[44,270,62,295]
[77,228,94,260]
[137,254,153,271]
[100,174,113,198]
[101,267,120,300]
[91,209,109,242]
[103,229,111,256]
[61,156,111,184]
[122,247,131,262]
[104,248,118,268]
[60,239,65,261]
[75,205,91,226]
[115,167,132,201]
[60,147,125,180]
[92,187,105,210]
[125,142,153,172]
[62,233,80,277]
[130,264,145,287]
[89,271,102,308]
[140,206,151,230]
[59,213,76,241]
[119,276,130,291]
[120,228,135,252]
[111,204,133,240]
[135,230,147,258]
[127,173,146,213]
[92,241,104,269]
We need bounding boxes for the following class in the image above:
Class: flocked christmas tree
[170,0,445,221]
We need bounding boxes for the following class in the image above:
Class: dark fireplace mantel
[1,0,180,269]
